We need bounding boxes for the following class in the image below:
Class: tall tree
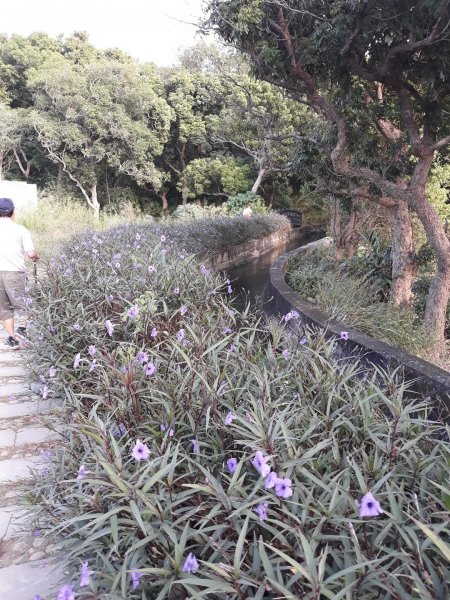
[207,0,450,351]
[29,56,172,218]
[208,73,306,193]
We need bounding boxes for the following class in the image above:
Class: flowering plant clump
[24,221,450,599]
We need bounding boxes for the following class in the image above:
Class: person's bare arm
[26,250,40,261]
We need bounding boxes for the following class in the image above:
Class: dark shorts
[0,272,26,320]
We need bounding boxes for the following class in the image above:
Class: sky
[2,0,207,66]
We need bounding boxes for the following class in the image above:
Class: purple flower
[224,412,235,426]
[107,294,114,301]
[148,265,157,273]
[137,351,149,364]
[88,345,96,357]
[274,478,293,498]
[252,451,271,478]
[89,359,97,373]
[77,464,88,481]
[73,353,81,369]
[80,561,92,587]
[48,366,57,378]
[151,327,158,338]
[131,570,144,590]
[105,320,115,337]
[41,386,49,399]
[144,362,156,377]
[340,331,349,340]
[227,458,238,474]
[223,327,232,335]
[182,552,199,573]
[200,264,209,275]
[127,305,140,319]
[282,349,291,361]
[265,471,279,490]
[299,337,307,345]
[132,439,150,461]
[160,423,174,437]
[283,312,294,322]
[57,585,75,600]
[173,287,180,295]
[160,235,166,242]
[191,439,199,454]
[180,305,188,316]
[254,502,268,522]
[227,285,233,294]
[358,492,383,518]
[228,344,237,352]
[73,323,81,333]
[176,329,185,342]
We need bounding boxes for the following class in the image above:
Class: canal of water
[226,229,324,313]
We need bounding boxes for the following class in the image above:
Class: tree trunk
[330,196,343,259]
[159,191,169,219]
[251,167,266,193]
[181,184,189,207]
[0,151,3,181]
[408,155,450,352]
[91,184,100,222]
[387,199,414,308]
[341,206,359,258]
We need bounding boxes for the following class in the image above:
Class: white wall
[0,180,38,215]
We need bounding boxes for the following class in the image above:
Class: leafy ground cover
[23,221,449,599]
[286,245,443,362]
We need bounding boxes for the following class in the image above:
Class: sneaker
[16,327,27,338]
[5,336,19,349]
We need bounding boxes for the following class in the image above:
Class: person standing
[0,198,39,349]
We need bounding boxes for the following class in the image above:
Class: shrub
[170,203,224,221]
[223,191,268,215]
[23,223,450,600]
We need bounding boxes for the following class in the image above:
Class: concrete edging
[211,224,321,271]
[268,239,450,410]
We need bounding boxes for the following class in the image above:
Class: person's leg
[2,317,15,337]
[3,272,26,335]
[0,272,16,338]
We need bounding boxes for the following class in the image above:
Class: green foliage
[24,222,450,599]
[287,248,433,357]
[222,191,267,214]
[180,156,251,199]
[427,160,450,224]
[346,234,393,302]
[28,56,173,198]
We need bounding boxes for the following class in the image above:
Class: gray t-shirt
[0,219,35,272]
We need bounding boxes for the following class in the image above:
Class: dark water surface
[226,230,323,312]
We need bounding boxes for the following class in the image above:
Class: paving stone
[0,456,41,483]
[0,399,55,420]
[0,505,28,538]
[15,427,60,446]
[0,351,24,364]
[0,430,16,448]
[0,365,27,379]
[0,562,64,600]
[0,381,31,399]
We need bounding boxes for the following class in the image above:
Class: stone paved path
[0,329,65,600]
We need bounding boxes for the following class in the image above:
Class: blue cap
[0,198,14,214]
